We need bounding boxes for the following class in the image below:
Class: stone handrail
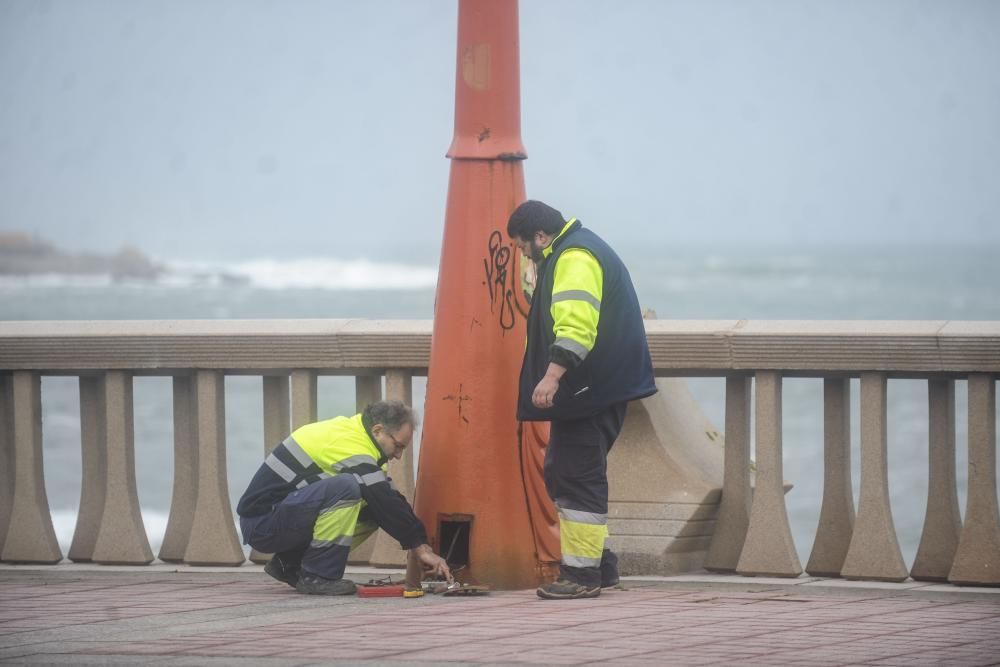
[0,320,997,585]
[1,319,998,373]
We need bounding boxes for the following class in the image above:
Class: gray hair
[363,400,418,433]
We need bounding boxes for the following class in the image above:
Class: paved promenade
[0,565,997,666]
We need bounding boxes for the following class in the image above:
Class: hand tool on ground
[356,575,415,598]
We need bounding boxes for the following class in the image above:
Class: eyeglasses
[386,431,408,450]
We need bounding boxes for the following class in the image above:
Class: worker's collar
[541,218,579,259]
[361,412,389,466]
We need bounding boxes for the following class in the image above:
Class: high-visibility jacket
[236,413,427,549]
[518,218,657,421]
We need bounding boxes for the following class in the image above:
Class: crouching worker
[237,400,452,595]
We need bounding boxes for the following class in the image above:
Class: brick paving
[0,568,997,666]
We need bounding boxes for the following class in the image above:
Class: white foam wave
[0,257,440,291]
[167,257,439,291]
[0,273,118,289]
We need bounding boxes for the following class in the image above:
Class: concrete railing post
[369,369,415,567]
[806,378,855,576]
[841,372,907,581]
[704,376,752,572]
[160,375,199,562]
[1,371,61,563]
[737,371,802,577]
[355,375,382,412]
[91,371,152,564]
[290,370,317,430]
[68,375,107,561]
[949,374,1000,585]
[183,371,244,565]
[347,374,384,564]
[0,374,15,555]
[911,379,961,581]
[250,375,291,564]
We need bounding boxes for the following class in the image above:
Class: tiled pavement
[0,566,998,666]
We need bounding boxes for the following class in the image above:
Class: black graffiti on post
[482,230,516,333]
[443,383,473,424]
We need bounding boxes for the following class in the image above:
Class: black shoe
[295,574,357,596]
[536,579,601,600]
[264,556,299,588]
[601,576,621,590]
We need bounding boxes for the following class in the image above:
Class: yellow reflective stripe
[553,337,589,359]
[313,500,363,542]
[563,554,602,568]
[552,289,601,311]
[281,436,315,469]
[264,454,297,483]
[355,470,388,486]
[333,454,378,472]
[311,536,353,549]
[559,507,607,525]
[551,248,602,354]
[559,515,608,562]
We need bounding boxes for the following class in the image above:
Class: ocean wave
[0,257,440,292]
[175,257,439,291]
[0,273,119,289]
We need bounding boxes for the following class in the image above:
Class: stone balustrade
[0,320,997,585]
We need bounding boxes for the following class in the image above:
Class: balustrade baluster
[806,378,855,576]
[160,376,198,562]
[183,371,244,565]
[90,371,152,564]
[911,379,961,581]
[68,376,107,561]
[704,376,752,572]
[368,369,415,567]
[841,373,907,581]
[949,374,1000,585]
[1,371,60,563]
[0,374,15,555]
[291,370,317,429]
[249,375,291,564]
[347,373,384,565]
[737,371,802,577]
[355,375,382,410]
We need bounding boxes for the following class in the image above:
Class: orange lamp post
[414,0,558,589]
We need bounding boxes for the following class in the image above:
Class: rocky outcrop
[0,232,162,280]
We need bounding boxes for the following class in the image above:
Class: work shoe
[601,575,621,590]
[536,579,601,600]
[264,556,299,588]
[295,573,357,596]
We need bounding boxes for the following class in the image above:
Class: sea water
[3,241,998,567]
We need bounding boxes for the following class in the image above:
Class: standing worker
[508,200,657,599]
[237,400,452,595]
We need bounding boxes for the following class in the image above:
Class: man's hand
[412,544,453,583]
[532,363,566,409]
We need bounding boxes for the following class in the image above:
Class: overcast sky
[1,0,997,260]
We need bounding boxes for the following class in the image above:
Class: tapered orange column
[415,0,557,590]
